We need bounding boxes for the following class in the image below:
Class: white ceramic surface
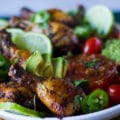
[0,104,120,120]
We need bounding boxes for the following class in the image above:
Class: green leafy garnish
[74,80,88,87]
[85,60,99,68]
[73,80,89,92]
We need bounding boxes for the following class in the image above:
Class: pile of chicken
[0,6,119,117]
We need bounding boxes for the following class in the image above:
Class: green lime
[7,28,24,43]
[85,5,114,38]
[22,32,52,55]
[7,29,53,55]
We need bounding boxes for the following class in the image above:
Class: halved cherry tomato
[108,85,120,104]
[82,37,102,54]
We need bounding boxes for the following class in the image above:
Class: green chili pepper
[0,102,45,117]
[74,25,90,39]
[81,89,109,113]
[31,11,50,24]
[88,89,109,111]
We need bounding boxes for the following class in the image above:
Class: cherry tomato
[82,37,102,54]
[108,85,120,104]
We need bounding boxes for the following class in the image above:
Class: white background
[0,0,119,16]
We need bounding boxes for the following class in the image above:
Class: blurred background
[0,0,120,22]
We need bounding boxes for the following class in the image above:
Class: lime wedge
[7,28,24,42]
[7,29,53,55]
[85,5,114,38]
[0,19,8,29]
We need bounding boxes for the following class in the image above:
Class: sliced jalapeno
[81,89,109,113]
[88,89,109,111]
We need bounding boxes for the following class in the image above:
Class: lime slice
[85,5,114,38]
[8,30,53,55]
[0,19,8,29]
[22,32,52,55]
[7,28,24,42]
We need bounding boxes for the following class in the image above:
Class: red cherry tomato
[108,85,120,104]
[82,37,102,54]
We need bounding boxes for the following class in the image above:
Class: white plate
[0,105,120,120]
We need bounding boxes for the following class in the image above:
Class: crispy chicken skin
[9,64,85,116]
[48,21,79,53]
[48,9,75,27]
[8,16,32,30]
[0,82,35,109]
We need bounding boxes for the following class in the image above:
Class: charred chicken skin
[48,9,75,27]
[66,54,118,90]
[0,82,35,109]
[9,64,85,116]
[8,17,79,54]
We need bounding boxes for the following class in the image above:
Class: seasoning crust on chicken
[9,64,85,116]
[48,9,75,26]
[0,82,35,109]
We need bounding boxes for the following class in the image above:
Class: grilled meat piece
[9,64,85,116]
[48,9,75,27]
[8,16,32,30]
[48,22,79,55]
[0,82,35,109]
[1,23,79,58]
[66,54,118,90]
[0,30,31,67]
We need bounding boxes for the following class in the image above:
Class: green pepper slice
[31,11,50,24]
[81,89,109,113]
[88,89,109,111]
[0,102,45,117]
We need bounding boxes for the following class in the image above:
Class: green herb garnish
[85,60,100,68]
[73,79,89,92]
